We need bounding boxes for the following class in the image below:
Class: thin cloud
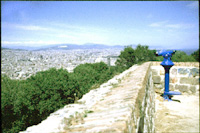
[15,25,48,31]
[46,22,110,44]
[2,40,65,46]
[56,34,77,39]
[187,1,199,10]
[50,22,86,31]
[166,24,195,29]
[166,24,182,29]
[2,22,49,31]
[149,21,168,27]
[2,21,109,45]
[149,21,195,29]
[2,41,22,45]
[49,21,108,33]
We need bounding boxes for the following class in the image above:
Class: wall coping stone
[152,61,199,67]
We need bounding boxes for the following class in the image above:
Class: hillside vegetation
[1,45,199,133]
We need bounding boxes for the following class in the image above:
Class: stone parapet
[152,61,199,67]
[20,62,155,133]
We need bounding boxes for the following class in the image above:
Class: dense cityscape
[1,48,121,80]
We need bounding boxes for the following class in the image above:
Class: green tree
[115,46,136,70]
[1,75,20,133]
[1,68,82,133]
[73,63,98,94]
[171,51,196,62]
[26,68,78,117]
[116,44,157,69]
[73,62,114,94]
[191,49,199,62]
[134,44,157,63]
[149,49,161,61]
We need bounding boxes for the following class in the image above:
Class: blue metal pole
[164,67,170,93]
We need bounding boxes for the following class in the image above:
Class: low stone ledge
[152,61,199,67]
[20,62,154,133]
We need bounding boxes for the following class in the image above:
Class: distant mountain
[1,47,10,50]
[1,45,39,51]
[1,47,27,51]
[2,44,124,51]
[42,44,124,50]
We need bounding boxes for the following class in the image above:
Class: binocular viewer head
[155,50,176,57]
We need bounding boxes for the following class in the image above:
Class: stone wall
[20,62,155,133]
[151,62,199,95]
[18,61,200,133]
[137,62,155,133]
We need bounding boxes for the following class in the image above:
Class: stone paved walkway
[155,93,199,133]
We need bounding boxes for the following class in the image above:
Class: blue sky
[1,1,199,49]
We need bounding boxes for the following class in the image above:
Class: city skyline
[1,1,199,49]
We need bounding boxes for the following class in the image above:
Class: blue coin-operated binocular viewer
[155,50,181,101]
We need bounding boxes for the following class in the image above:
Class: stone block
[189,68,199,77]
[171,68,177,75]
[169,83,175,91]
[190,85,197,94]
[160,69,165,75]
[154,84,163,90]
[151,69,158,76]
[180,77,199,85]
[153,76,161,84]
[160,76,165,83]
[170,77,178,84]
[175,84,189,93]
[178,68,189,75]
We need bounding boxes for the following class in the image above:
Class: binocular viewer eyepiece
[155,50,176,67]
[155,50,176,57]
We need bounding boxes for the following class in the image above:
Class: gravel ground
[155,93,199,133]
